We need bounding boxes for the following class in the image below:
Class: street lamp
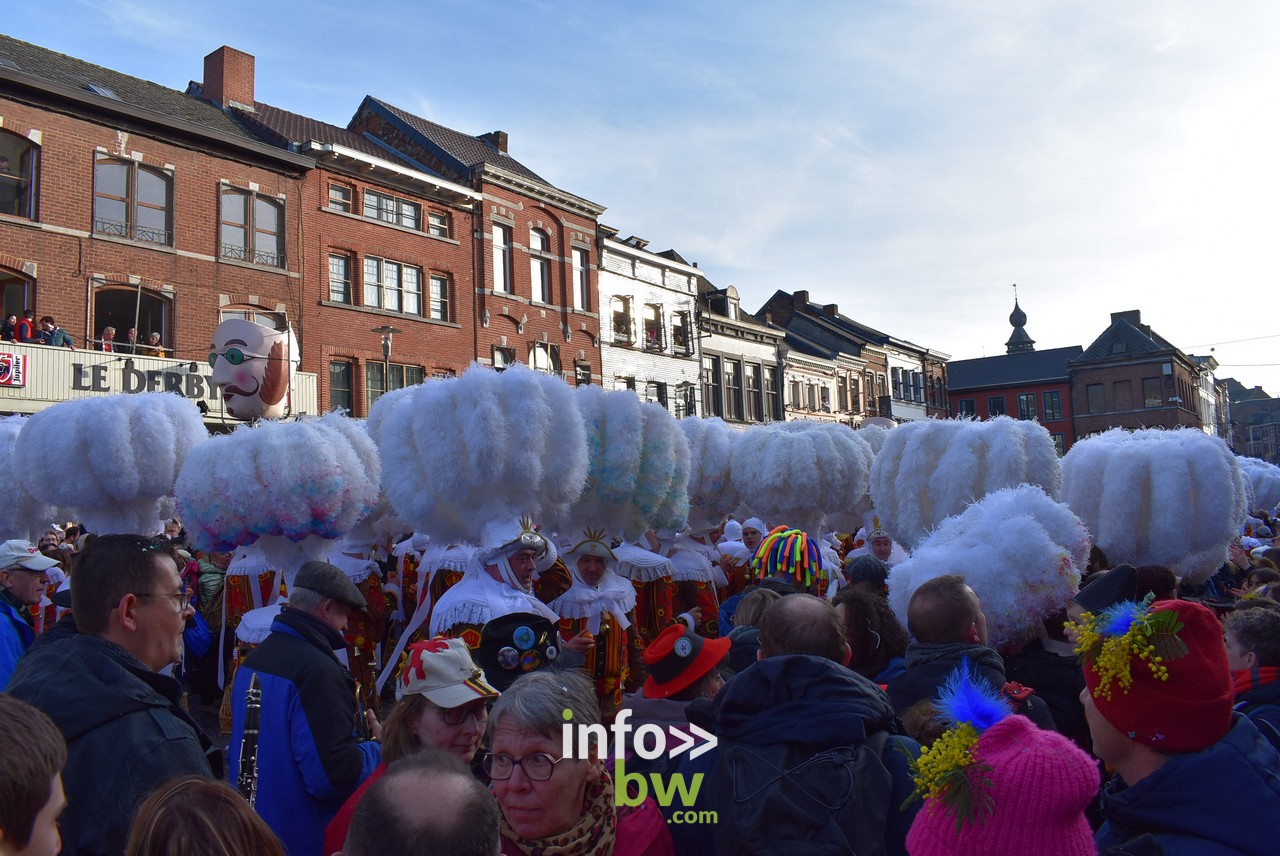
[371,325,402,401]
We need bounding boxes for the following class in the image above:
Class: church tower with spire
[1005,286,1036,355]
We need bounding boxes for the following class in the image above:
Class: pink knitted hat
[907,715,1098,856]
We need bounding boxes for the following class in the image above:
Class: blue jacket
[0,591,34,687]
[674,654,920,856]
[1096,715,1280,855]
[1234,671,1280,753]
[6,634,214,856]
[229,608,380,856]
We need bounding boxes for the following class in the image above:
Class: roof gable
[1074,318,1176,363]
[0,35,266,143]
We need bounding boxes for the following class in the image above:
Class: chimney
[1110,310,1142,326]
[203,46,255,110]
[481,130,509,153]
[822,303,839,319]
[794,290,809,305]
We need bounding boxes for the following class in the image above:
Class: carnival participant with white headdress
[429,518,561,649]
[552,528,643,721]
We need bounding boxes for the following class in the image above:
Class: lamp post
[371,325,402,402]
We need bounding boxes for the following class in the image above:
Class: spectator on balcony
[38,316,76,349]
[97,326,118,352]
[140,332,166,357]
[1,314,15,342]
[15,310,38,343]
[118,326,139,355]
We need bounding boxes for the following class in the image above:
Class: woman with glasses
[486,670,674,855]
[324,637,499,855]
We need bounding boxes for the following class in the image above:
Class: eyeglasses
[483,751,567,782]
[438,703,489,727]
[208,347,267,368]
[136,585,192,610]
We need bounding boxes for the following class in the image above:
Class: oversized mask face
[209,318,299,420]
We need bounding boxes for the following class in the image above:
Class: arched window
[0,131,38,220]
[93,156,173,245]
[94,284,173,353]
[529,228,552,303]
[220,306,289,331]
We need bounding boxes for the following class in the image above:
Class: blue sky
[8,1,1280,393]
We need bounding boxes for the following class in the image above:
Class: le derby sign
[0,342,316,422]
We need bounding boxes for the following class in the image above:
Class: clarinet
[237,671,262,808]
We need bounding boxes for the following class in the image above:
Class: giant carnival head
[209,318,300,420]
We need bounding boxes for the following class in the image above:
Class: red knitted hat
[642,625,730,700]
[906,715,1098,856]
[1081,598,1232,753]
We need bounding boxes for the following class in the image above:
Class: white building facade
[597,234,702,417]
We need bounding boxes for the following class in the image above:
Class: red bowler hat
[642,625,731,700]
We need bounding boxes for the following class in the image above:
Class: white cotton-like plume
[887,484,1090,647]
[552,387,689,538]
[870,416,1061,550]
[368,363,588,544]
[1238,457,1280,514]
[175,412,381,587]
[731,421,873,534]
[16,393,207,535]
[855,423,891,456]
[0,416,55,539]
[1062,428,1245,583]
[680,417,740,531]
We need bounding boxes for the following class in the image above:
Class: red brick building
[1068,310,1203,437]
[351,98,606,386]
[193,48,482,416]
[0,35,316,422]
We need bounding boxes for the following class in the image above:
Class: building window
[328,254,351,304]
[789,380,803,409]
[987,395,1006,417]
[1142,377,1163,408]
[493,346,516,371]
[643,304,664,351]
[1043,391,1063,421]
[763,368,779,421]
[572,248,590,310]
[366,361,424,410]
[958,398,976,417]
[363,257,421,315]
[328,183,352,213]
[850,376,861,413]
[329,360,353,413]
[913,372,924,403]
[574,362,592,386]
[1086,384,1105,414]
[644,381,667,407]
[427,211,450,238]
[1050,433,1066,456]
[0,269,32,321]
[838,375,849,412]
[530,229,552,303]
[530,342,561,374]
[611,297,632,344]
[428,274,450,321]
[614,376,636,391]
[877,374,887,398]
[493,224,512,293]
[724,359,744,420]
[220,188,284,267]
[806,384,819,412]
[671,311,692,355]
[0,133,38,219]
[745,364,762,422]
[891,368,903,400]
[363,190,419,229]
[219,306,288,331]
[1018,393,1037,421]
[702,355,722,418]
[675,382,697,419]
[821,386,832,413]
[93,156,172,245]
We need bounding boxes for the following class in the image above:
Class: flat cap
[293,560,367,610]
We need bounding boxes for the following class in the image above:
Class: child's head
[0,694,67,856]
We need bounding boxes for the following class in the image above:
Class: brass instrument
[237,671,262,808]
